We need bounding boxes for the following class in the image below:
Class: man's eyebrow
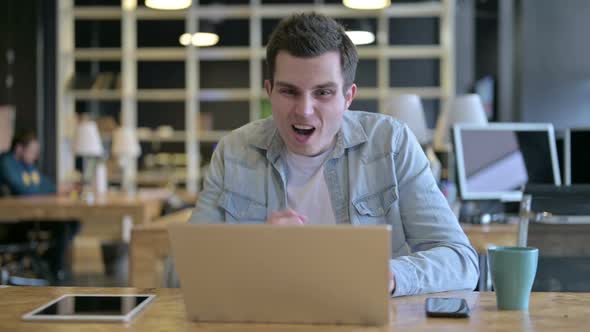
[313,82,338,89]
[274,81,298,89]
[274,81,338,89]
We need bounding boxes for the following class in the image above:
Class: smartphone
[425,297,470,318]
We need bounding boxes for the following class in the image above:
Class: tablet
[22,294,156,322]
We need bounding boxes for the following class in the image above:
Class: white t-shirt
[283,147,337,225]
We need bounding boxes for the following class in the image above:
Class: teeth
[293,124,314,130]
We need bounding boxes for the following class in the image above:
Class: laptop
[168,223,391,326]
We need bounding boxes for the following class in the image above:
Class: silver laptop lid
[169,223,391,326]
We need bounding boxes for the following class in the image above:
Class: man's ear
[344,83,357,109]
[264,80,273,97]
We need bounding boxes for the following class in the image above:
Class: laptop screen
[569,129,590,184]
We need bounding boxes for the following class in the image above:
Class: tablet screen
[23,294,155,321]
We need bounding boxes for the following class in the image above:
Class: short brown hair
[10,129,37,152]
[266,12,358,92]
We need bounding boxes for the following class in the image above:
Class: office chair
[0,187,52,286]
[519,184,590,292]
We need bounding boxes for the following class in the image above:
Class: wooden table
[0,191,169,246]
[1,287,588,331]
[0,192,165,226]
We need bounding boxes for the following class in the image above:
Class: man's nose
[294,94,314,116]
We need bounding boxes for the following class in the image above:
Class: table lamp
[112,127,141,195]
[388,94,441,181]
[388,94,430,145]
[432,94,488,209]
[74,119,104,203]
[433,94,488,152]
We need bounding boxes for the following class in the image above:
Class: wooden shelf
[73,87,442,101]
[137,130,229,143]
[72,88,251,102]
[74,46,442,61]
[102,130,229,143]
[72,90,120,101]
[60,0,455,194]
[356,87,444,99]
[109,169,189,186]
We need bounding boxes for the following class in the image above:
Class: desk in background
[1,286,588,331]
[0,192,166,228]
[0,191,171,276]
[461,223,518,254]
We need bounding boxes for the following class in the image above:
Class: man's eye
[316,89,334,97]
[280,89,296,95]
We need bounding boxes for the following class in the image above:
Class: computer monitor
[453,123,561,202]
[564,128,590,185]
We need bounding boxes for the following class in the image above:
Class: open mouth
[292,124,316,137]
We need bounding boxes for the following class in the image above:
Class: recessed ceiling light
[346,30,376,45]
[192,32,219,47]
[145,0,191,10]
[343,0,391,10]
[179,33,192,46]
[179,32,220,47]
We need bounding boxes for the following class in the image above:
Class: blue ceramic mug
[488,246,538,310]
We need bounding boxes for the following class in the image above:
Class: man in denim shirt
[190,13,478,296]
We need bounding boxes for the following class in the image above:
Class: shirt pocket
[218,190,267,222]
[352,185,398,224]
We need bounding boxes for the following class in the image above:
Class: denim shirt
[190,111,479,296]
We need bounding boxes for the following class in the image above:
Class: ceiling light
[192,32,219,47]
[345,19,375,45]
[179,32,220,47]
[346,31,375,45]
[179,33,192,46]
[145,0,191,10]
[343,0,391,10]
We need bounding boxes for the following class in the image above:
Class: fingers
[299,214,308,224]
[267,209,307,225]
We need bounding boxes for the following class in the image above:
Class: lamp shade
[74,120,104,157]
[388,94,430,145]
[448,94,488,124]
[433,94,488,151]
[112,127,141,158]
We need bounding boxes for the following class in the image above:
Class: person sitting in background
[0,129,80,283]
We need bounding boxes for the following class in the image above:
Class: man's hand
[267,208,308,225]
